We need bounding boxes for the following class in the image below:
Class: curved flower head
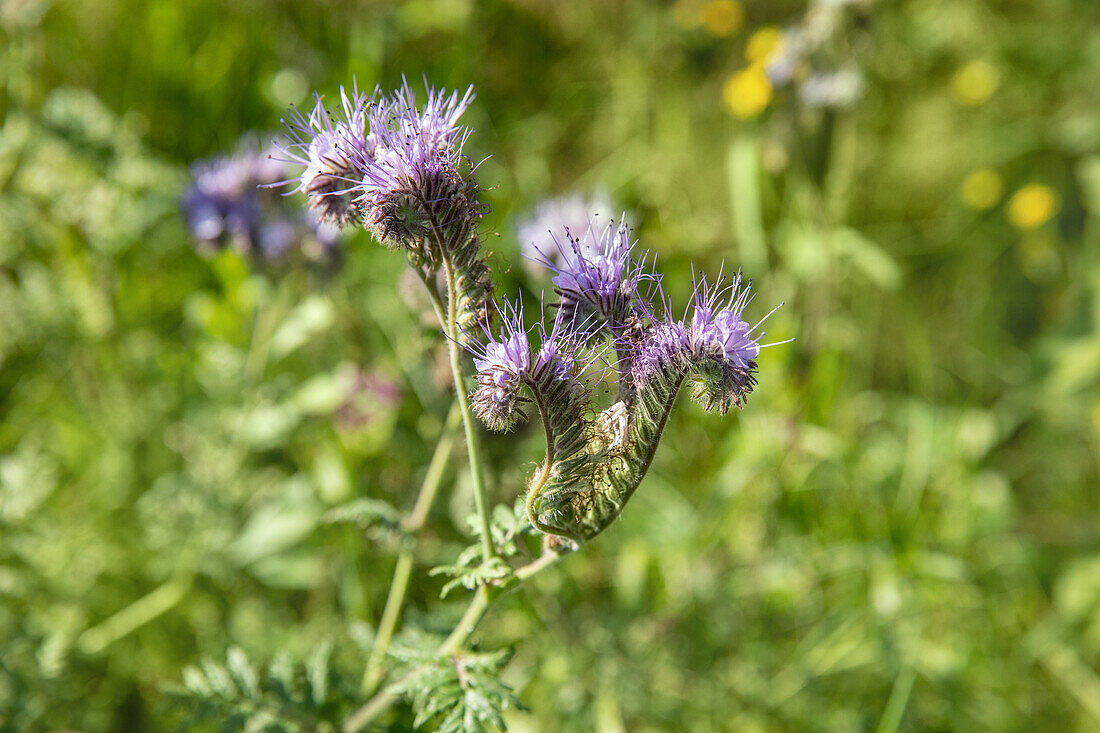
[683,270,778,414]
[466,298,531,432]
[355,81,476,254]
[686,271,759,368]
[274,84,375,227]
[538,218,656,341]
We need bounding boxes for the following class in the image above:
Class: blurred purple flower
[517,192,617,274]
[334,367,403,432]
[181,136,343,264]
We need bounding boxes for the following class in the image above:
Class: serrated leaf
[227,647,260,699]
[307,640,332,706]
[431,555,514,599]
[391,650,520,733]
[167,645,350,732]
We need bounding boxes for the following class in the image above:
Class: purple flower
[274,84,375,227]
[466,299,531,432]
[530,310,587,384]
[633,317,688,383]
[357,81,473,209]
[680,271,786,413]
[537,218,656,340]
[685,272,760,369]
[182,150,264,247]
[274,79,485,285]
[629,269,788,413]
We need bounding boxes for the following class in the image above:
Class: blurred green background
[4,0,1100,730]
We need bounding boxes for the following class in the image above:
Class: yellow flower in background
[700,0,743,37]
[952,60,1000,107]
[672,0,703,29]
[1007,184,1058,229]
[724,65,772,118]
[962,169,1003,210]
[746,26,782,64]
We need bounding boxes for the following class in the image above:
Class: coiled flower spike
[519,267,789,543]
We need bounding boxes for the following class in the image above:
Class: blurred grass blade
[727,136,768,274]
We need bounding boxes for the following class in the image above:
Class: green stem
[438,257,496,563]
[361,403,461,695]
[342,553,562,733]
[77,573,192,655]
[361,551,413,695]
[407,403,462,532]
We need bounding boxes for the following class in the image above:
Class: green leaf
[430,555,513,599]
[390,649,521,733]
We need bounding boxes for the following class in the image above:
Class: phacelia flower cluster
[274,76,790,546]
[474,216,790,542]
[276,79,491,334]
[181,136,340,263]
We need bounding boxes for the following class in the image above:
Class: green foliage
[169,645,351,732]
[388,634,523,733]
[4,0,1100,730]
[324,498,407,547]
[430,503,529,598]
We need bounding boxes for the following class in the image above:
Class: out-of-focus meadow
[3,0,1100,729]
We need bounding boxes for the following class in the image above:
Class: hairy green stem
[361,403,461,695]
[523,389,565,537]
[438,256,496,563]
[342,552,562,733]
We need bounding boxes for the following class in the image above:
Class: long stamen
[748,301,785,334]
